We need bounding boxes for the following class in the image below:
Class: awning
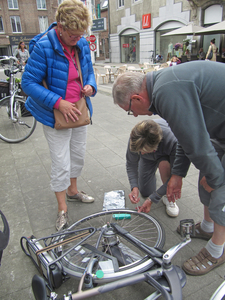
[195,20,225,35]
[161,24,204,36]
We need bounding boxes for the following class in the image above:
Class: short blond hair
[55,0,92,32]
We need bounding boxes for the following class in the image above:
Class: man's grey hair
[112,72,146,106]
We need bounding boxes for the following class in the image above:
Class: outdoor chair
[114,66,127,79]
[94,68,108,85]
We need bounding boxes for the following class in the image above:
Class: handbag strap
[43,49,82,90]
[74,49,83,88]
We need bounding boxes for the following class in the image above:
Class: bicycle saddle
[32,274,48,300]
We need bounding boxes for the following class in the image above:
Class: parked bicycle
[0,56,36,143]
[21,211,197,300]
[149,51,164,64]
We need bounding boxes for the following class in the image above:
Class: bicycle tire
[54,209,165,283]
[0,96,36,143]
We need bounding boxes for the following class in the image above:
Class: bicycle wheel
[54,209,165,283]
[0,96,36,143]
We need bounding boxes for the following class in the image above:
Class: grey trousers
[198,139,225,226]
[138,156,169,197]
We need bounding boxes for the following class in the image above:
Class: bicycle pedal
[179,219,195,238]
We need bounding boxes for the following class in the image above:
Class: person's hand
[82,85,93,97]
[167,175,182,202]
[138,198,152,213]
[129,187,140,204]
[58,99,81,123]
[200,176,214,193]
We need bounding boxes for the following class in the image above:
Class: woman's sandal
[182,248,225,276]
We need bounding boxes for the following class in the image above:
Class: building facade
[0,0,61,56]
[108,0,225,63]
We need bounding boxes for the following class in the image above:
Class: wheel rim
[0,96,36,143]
[54,209,165,282]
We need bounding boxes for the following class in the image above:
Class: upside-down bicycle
[21,210,199,300]
[0,56,36,143]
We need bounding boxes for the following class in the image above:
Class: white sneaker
[162,196,179,217]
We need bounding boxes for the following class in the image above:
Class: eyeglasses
[127,99,134,115]
[66,30,84,39]
[69,34,83,39]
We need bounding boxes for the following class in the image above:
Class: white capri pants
[43,125,87,192]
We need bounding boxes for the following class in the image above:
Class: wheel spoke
[0,96,36,143]
[53,210,165,282]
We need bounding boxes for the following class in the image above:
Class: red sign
[123,43,129,48]
[86,36,90,42]
[89,35,96,43]
[142,14,151,29]
[89,43,96,51]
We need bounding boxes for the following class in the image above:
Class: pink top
[54,29,82,109]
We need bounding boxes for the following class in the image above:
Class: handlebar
[0,56,18,63]
[0,56,22,75]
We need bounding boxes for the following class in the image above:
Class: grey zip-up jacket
[126,119,177,203]
[146,61,225,189]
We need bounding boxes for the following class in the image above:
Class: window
[0,17,4,32]
[10,16,21,32]
[118,0,124,8]
[39,16,48,33]
[8,0,18,9]
[36,0,46,9]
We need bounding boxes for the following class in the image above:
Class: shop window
[0,17,4,32]
[37,0,46,10]
[39,16,48,33]
[8,0,18,9]
[203,5,222,58]
[10,16,21,32]
[118,0,124,8]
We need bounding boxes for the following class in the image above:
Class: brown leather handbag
[53,50,90,129]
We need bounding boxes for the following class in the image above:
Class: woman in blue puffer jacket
[22,0,97,231]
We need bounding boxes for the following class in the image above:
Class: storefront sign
[92,18,106,31]
[9,34,35,46]
[142,14,151,29]
[123,44,129,48]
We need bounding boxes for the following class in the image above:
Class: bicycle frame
[27,219,194,300]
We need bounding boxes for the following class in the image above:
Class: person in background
[112,62,225,276]
[169,55,181,66]
[22,0,97,231]
[13,41,29,66]
[206,38,217,61]
[126,119,179,217]
[199,48,206,60]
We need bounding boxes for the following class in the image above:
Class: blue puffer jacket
[22,24,97,128]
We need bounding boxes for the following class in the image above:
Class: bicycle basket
[0,81,9,98]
